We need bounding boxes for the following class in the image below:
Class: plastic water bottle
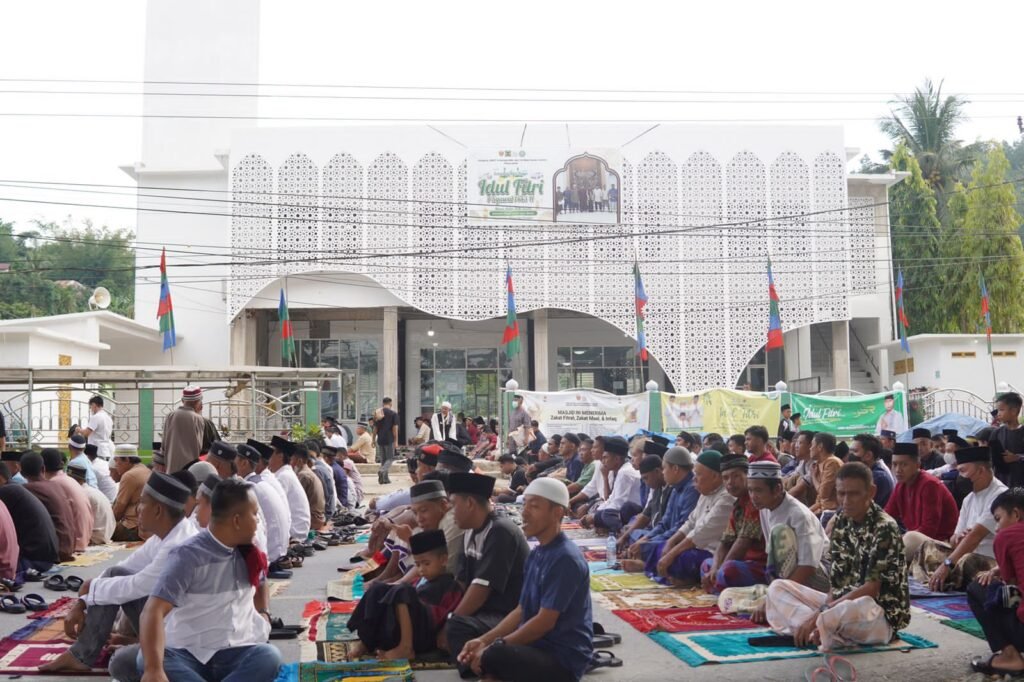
[605,534,619,570]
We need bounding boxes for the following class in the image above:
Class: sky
[0,0,1021,233]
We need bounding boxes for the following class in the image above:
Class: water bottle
[605,534,619,570]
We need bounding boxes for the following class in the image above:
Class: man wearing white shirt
[84,443,118,502]
[67,461,115,545]
[569,458,605,517]
[38,472,195,674]
[82,395,115,462]
[269,436,311,542]
[324,423,348,450]
[585,436,642,533]
[247,439,291,527]
[236,443,290,573]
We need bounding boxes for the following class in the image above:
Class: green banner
[788,392,906,437]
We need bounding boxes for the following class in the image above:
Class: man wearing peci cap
[41,448,94,552]
[0,451,27,485]
[246,439,293,529]
[446,472,530,676]
[618,454,668,554]
[458,478,593,682]
[885,440,960,563]
[237,444,291,573]
[268,436,311,541]
[68,460,114,545]
[67,434,98,488]
[584,436,643,535]
[110,445,151,542]
[161,386,207,474]
[206,441,237,480]
[701,453,769,593]
[625,447,699,563]
[0,462,60,578]
[39,472,197,675]
[320,446,350,511]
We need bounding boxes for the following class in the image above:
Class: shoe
[268,569,293,580]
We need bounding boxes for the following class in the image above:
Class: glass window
[557,369,574,390]
[420,371,434,404]
[299,340,319,368]
[603,346,632,367]
[319,340,341,369]
[572,346,603,367]
[556,347,572,367]
[436,349,466,370]
[420,348,434,369]
[466,371,498,419]
[337,341,358,369]
[435,370,466,407]
[467,348,498,369]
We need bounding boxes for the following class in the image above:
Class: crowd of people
[0,386,1023,679]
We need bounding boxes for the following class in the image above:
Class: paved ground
[0,465,999,681]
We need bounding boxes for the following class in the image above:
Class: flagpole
[982,270,997,395]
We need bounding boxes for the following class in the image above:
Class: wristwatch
[943,558,954,569]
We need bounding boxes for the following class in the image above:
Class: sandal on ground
[23,568,43,582]
[805,665,837,681]
[0,577,20,593]
[593,622,622,645]
[43,575,67,592]
[0,595,26,614]
[824,654,856,681]
[268,569,293,580]
[21,594,47,612]
[971,654,1024,677]
[64,576,84,592]
[587,650,623,671]
[312,541,328,552]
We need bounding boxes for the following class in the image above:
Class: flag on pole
[980,272,992,355]
[156,248,176,352]
[896,268,910,353]
[766,258,783,351]
[279,288,295,365]
[634,262,649,361]
[501,265,521,358]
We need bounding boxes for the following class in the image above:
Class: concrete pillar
[831,320,851,391]
[783,326,813,382]
[382,307,399,402]
[533,310,550,391]
[229,311,258,366]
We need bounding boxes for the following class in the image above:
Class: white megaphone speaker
[88,286,111,310]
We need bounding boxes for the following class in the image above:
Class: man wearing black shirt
[374,397,399,485]
[992,392,1024,487]
[494,455,528,503]
[0,463,59,579]
[445,473,530,677]
[527,421,546,462]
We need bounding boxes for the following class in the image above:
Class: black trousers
[446,611,505,678]
[967,579,1024,652]
[480,642,576,682]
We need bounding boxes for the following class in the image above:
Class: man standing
[161,386,206,474]
[268,437,311,541]
[507,395,531,454]
[374,397,399,485]
[67,461,114,545]
[765,462,909,650]
[445,472,530,676]
[432,401,459,444]
[778,404,794,439]
[82,395,115,462]
[350,422,374,464]
[110,445,151,542]
[458,478,592,682]
[42,449,94,552]
[885,442,960,562]
[37,473,195,674]
[136,480,281,681]
[991,392,1024,487]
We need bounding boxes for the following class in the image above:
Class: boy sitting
[348,529,463,660]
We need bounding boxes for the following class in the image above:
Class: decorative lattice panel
[229,145,858,391]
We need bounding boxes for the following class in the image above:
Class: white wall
[888,335,1024,398]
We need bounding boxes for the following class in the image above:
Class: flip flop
[805,665,837,682]
[43,575,67,592]
[0,578,20,593]
[970,654,1024,677]
[64,576,84,592]
[269,625,306,640]
[312,541,328,552]
[23,569,43,582]
[0,595,26,614]
[21,594,47,612]
[825,654,856,681]
[592,622,622,644]
[587,650,623,671]
[268,569,293,580]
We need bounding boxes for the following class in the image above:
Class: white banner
[517,389,649,438]
[468,148,623,225]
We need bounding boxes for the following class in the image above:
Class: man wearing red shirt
[884,441,959,562]
[744,426,779,464]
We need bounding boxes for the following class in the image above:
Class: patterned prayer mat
[27,597,75,620]
[590,573,667,592]
[912,595,973,620]
[940,617,985,640]
[649,627,937,667]
[587,561,625,575]
[273,660,414,682]
[593,588,718,611]
[268,580,290,598]
[314,641,455,671]
[612,607,758,634]
[0,617,111,676]
[326,573,365,602]
[582,548,607,562]
[571,537,608,549]
[11,617,72,643]
[908,577,965,599]
[59,552,112,567]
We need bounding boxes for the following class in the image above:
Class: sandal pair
[806,655,856,681]
[44,575,83,592]
[587,650,623,671]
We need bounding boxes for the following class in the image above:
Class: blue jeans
[138,644,282,682]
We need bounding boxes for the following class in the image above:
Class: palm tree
[879,79,983,193]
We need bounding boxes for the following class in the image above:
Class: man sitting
[701,453,768,593]
[617,455,667,554]
[747,461,831,623]
[41,448,94,552]
[849,434,894,507]
[885,441,960,563]
[1,451,27,484]
[67,461,114,545]
[0,463,60,577]
[644,451,735,585]
[494,455,528,504]
[745,426,778,464]
[38,473,196,674]
[458,478,593,682]
[624,447,698,564]
[807,433,843,517]
[67,434,98,488]
[110,445,151,542]
[582,436,643,534]
[136,479,281,681]
[320,446,350,510]
[445,472,530,677]
[913,427,944,472]
[765,462,910,650]
[21,452,77,561]
[915,446,1007,592]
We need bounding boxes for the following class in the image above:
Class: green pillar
[648,389,663,433]
[303,387,320,430]
[139,386,154,456]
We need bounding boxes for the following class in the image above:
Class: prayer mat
[12,617,70,643]
[587,561,625,575]
[593,588,718,611]
[27,596,75,620]
[590,573,666,592]
[353,532,371,544]
[560,521,583,530]
[940,617,985,640]
[612,607,758,634]
[274,660,414,682]
[268,580,290,597]
[648,627,937,667]
[326,573,365,602]
[911,595,973,620]
[314,641,455,671]
[582,548,607,562]
[908,577,965,599]
[59,552,112,567]
[0,642,109,676]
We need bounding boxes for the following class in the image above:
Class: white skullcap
[524,477,570,509]
[441,401,452,409]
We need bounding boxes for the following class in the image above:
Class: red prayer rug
[612,607,758,634]
[0,618,110,676]
[27,597,76,620]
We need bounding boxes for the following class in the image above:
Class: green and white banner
[788,392,906,437]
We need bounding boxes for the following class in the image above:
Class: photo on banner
[518,389,648,438]
[661,389,780,435]
[787,392,906,438]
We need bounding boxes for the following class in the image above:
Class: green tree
[889,143,947,333]
[945,147,1024,333]
[879,79,983,193]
